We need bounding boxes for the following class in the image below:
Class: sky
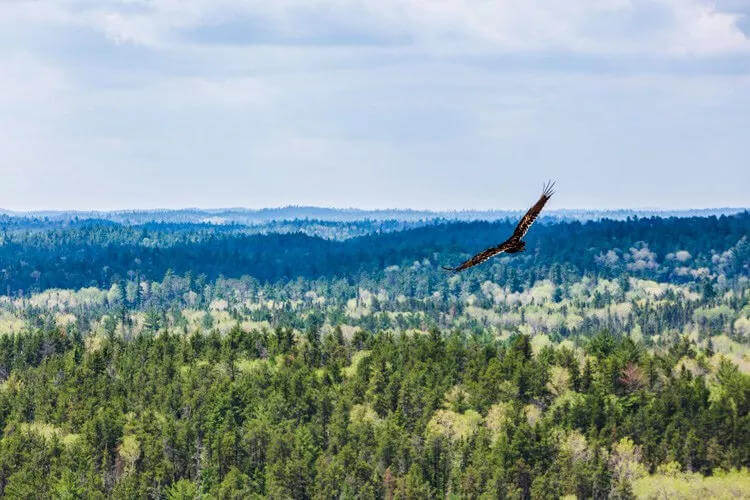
[1,0,749,211]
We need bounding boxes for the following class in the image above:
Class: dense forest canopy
[1,212,748,293]
[0,212,747,498]
[0,325,747,498]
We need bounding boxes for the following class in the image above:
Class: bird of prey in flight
[443,181,555,272]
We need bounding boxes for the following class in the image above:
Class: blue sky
[1,0,749,211]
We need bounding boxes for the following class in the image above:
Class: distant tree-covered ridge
[0,212,747,294]
[2,205,746,225]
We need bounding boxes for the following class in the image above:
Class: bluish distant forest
[0,211,747,498]
[2,212,747,291]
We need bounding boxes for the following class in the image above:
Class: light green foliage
[118,434,141,474]
[485,402,513,441]
[561,430,591,463]
[107,283,123,305]
[530,334,552,354]
[633,468,750,499]
[341,349,370,378]
[1,271,747,380]
[523,403,542,427]
[0,312,27,336]
[350,403,380,425]
[12,422,80,446]
[425,409,482,442]
[166,479,200,499]
[547,365,571,397]
[610,437,647,484]
[235,357,271,374]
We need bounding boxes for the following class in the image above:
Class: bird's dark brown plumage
[443,181,555,272]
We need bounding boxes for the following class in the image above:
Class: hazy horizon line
[2,206,747,215]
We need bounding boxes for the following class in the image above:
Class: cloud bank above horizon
[1,0,749,211]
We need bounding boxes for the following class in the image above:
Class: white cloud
[3,0,749,55]
[1,0,749,210]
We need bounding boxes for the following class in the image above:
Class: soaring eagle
[443,181,555,272]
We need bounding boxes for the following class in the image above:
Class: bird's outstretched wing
[442,181,555,272]
[511,180,555,240]
[442,240,516,272]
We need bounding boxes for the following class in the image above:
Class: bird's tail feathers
[543,180,556,198]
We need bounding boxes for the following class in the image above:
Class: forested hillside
[0,327,747,498]
[1,213,748,293]
[0,213,747,498]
